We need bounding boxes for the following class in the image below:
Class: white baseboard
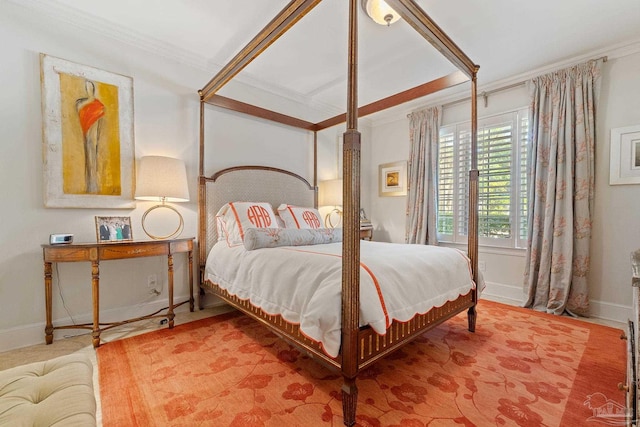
[481,281,523,306]
[589,299,632,325]
[0,294,201,353]
[481,280,631,326]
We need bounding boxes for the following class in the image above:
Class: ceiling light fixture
[361,0,400,26]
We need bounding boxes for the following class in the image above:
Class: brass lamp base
[141,204,184,240]
[324,207,343,228]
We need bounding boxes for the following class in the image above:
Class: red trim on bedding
[228,202,245,241]
[286,206,301,228]
[281,247,391,328]
[358,262,390,328]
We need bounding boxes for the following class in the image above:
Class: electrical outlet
[147,274,157,288]
[479,261,486,272]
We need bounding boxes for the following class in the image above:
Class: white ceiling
[22,0,640,120]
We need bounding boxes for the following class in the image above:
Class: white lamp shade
[362,0,401,25]
[135,156,189,202]
[319,179,343,206]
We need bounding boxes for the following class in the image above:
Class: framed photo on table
[95,216,133,242]
[379,161,407,197]
[610,125,640,185]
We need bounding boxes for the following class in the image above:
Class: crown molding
[371,37,640,127]
[7,0,211,70]
[6,0,345,120]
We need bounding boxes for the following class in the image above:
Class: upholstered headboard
[198,166,316,267]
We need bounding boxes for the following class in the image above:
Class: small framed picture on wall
[610,125,640,185]
[378,161,408,197]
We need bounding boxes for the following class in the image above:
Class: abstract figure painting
[41,54,135,208]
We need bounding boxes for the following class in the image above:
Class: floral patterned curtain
[406,107,440,244]
[524,59,603,316]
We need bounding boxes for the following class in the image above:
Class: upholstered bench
[0,353,96,426]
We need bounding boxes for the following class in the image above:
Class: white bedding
[205,240,476,357]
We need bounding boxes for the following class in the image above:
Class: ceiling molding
[371,37,640,127]
[8,0,210,70]
[9,0,346,120]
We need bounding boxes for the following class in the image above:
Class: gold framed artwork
[40,54,135,208]
[379,161,407,197]
[610,125,640,185]
[95,216,133,242]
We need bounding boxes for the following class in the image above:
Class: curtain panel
[524,59,603,316]
[406,107,441,245]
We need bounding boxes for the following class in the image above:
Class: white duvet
[205,240,476,357]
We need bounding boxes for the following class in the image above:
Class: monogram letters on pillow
[215,202,279,246]
[277,204,324,229]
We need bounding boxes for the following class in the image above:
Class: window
[437,108,529,249]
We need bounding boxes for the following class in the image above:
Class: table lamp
[319,179,343,228]
[135,156,189,239]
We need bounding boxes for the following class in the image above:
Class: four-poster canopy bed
[197,1,480,425]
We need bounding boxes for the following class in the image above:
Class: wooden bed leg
[468,305,477,332]
[342,378,358,426]
[198,286,205,310]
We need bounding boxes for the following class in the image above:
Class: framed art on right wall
[610,125,640,185]
[379,161,408,197]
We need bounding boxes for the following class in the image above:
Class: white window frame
[437,108,529,249]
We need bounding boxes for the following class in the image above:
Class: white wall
[368,48,640,323]
[590,51,640,320]
[0,2,332,351]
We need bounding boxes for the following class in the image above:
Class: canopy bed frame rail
[204,270,475,372]
[197,1,479,425]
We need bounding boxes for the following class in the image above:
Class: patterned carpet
[97,300,626,426]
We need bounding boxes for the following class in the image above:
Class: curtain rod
[407,55,608,116]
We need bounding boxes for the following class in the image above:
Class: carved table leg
[342,377,358,426]
[44,261,54,344]
[188,250,194,312]
[167,253,175,328]
[91,260,101,348]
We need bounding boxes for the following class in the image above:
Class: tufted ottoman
[0,353,96,426]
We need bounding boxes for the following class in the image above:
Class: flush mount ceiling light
[361,0,401,26]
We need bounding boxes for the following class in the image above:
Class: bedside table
[360,226,373,241]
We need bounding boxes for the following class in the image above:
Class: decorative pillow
[243,228,342,251]
[216,202,279,246]
[277,204,324,229]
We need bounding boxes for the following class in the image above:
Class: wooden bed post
[196,2,481,425]
[467,70,480,332]
[341,0,360,425]
[197,91,206,310]
[313,131,318,207]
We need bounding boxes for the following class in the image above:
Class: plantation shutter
[437,129,455,237]
[477,119,513,239]
[518,110,529,245]
[456,128,471,237]
[436,109,529,248]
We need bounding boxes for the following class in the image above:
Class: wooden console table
[42,237,195,348]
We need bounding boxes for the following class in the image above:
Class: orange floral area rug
[97,300,626,426]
